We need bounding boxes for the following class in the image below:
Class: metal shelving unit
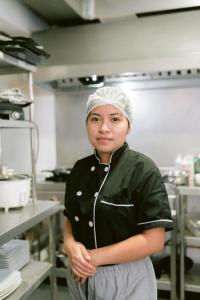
[7,261,52,300]
[0,200,61,300]
[0,51,36,74]
[155,185,179,300]
[0,120,35,129]
[0,51,37,201]
[0,52,61,299]
[179,186,200,300]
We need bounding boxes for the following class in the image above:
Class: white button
[88,221,93,227]
[76,191,82,196]
[91,166,95,172]
[94,192,98,198]
[74,216,79,222]
[104,166,109,172]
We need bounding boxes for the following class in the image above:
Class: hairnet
[86,86,133,128]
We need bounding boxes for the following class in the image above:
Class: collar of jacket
[94,142,129,165]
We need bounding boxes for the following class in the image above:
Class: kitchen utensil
[0,175,31,212]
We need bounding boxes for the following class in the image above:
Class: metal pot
[163,170,188,186]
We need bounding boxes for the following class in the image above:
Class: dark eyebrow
[89,113,100,116]
[110,113,123,116]
[89,112,123,117]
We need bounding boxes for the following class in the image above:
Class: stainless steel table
[0,200,61,300]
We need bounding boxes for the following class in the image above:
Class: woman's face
[86,104,129,162]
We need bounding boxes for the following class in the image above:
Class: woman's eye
[112,117,120,122]
[90,117,99,122]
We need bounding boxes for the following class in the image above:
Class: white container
[195,173,200,186]
[0,177,31,212]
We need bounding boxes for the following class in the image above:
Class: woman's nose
[99,121,110,132]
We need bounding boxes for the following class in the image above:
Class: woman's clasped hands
[65,240,96,285]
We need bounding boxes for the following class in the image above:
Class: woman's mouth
[97,137,112,144]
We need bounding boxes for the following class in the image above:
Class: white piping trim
[93,164,111,248]
[101,200,134,207]
[137,219,173,226]
[94,148,115,164]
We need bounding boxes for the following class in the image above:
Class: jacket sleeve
[135,166,173,232]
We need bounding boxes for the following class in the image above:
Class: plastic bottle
[174,154,183,171]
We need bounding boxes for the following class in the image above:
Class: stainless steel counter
[36,182,65,202]
[0,200,61,246]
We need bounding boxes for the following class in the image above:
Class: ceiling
[1,0,200,36]
[1,0,200,83]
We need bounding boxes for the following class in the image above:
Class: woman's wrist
[64,236,76,255]
[89,249,102,266]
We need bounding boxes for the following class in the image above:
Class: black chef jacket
[64,143,173,249]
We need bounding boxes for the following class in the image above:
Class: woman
[63,86,173,300]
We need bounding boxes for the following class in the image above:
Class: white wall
[0,74,57,176]
[34,90,57,174]
[55,85,200,168]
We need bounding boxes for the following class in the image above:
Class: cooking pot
[0,175,31,212]
[163,170,188,186]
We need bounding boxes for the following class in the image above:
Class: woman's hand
[64,239,96,278]
[73,274,88,285]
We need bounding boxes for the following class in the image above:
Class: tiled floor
[28,284,72,300]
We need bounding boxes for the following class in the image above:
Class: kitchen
[0,1,200,300]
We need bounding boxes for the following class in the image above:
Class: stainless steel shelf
[6,261,52,300]
[185,264,200,292]
[0,200,61,246]
[178,186,200,196]
[0,120,35,129]
[56,267,67,278]
[185,229,200,247]
[0,50,36,74]
[157,275,171,291]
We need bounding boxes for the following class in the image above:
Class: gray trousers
[66,257,157,300]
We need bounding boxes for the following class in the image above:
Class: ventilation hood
[51,68,200,91]
[1,1,200,81]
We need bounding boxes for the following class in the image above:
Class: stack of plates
[0,269,22,299]
[0,239,30,270]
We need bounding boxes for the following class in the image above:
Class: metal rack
[0,50,37,201]
[0,200,61,300]
[179,186,200,300]
[0,51,62,299]
[156,185,178,300]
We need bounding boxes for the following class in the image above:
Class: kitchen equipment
[0,35,50,65]
[43,167,71,182]
[0,175,31,212]
[0,88,32,120]
[163,170,188,186]
[0,102,24,120]
[0,88,32,106]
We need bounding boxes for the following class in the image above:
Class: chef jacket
[63,143,173,250]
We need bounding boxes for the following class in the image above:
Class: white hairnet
[86,86,133,128]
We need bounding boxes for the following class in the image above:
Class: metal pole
[49,215,58,300]
[28,71,37,202]
[180,195,186,300]
[170,211,177,300]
